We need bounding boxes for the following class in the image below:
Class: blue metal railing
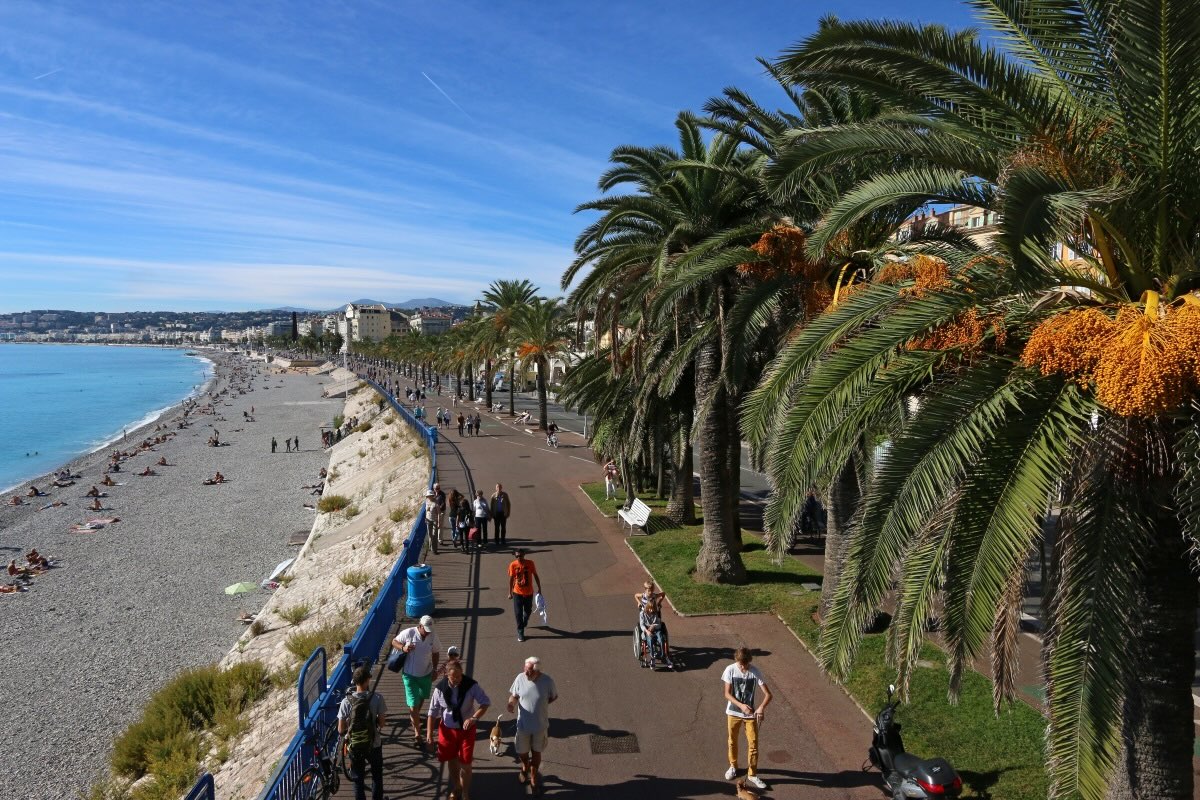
[209,376,438,800]
[185,773,215,800]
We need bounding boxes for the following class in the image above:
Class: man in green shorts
[391,614,441,748]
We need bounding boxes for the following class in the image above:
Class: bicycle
[298,721,341,799]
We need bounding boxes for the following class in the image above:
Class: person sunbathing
[52,479,75,488]
[26,486,45,498]
[101,475,116,486]
[156,456,169,466]
[7,560,32,578]
[90,497,104,511]
[85,486,102,497]
[37,500,66,512]
[0,583,23,594]
[138,466,155,476]
[8,496,24,506]
[215,471,225,483]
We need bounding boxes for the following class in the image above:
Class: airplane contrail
[421,71,475,123]
[33,68,62,80]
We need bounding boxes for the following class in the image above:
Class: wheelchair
[633,623,674,669]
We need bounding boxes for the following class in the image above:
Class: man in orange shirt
[507,548,543,642]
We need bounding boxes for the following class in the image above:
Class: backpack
[346,691,377,762]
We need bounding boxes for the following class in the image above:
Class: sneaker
[517,634,526,642]
[724,766,737,780]
[746,775,768,790]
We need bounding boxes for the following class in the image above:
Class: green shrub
[249,618,267,637]
[383,415,395,425]
[318,494,350,513]
[377,530,395,555]
[285,615,358,662]
[356,421,373,433]
[333,414,345,429]
[109,662,267,780]
[344,504,360,518]
[279,603,311,626]
[388,507,405,523]
[340,569,371,588]
[328,468,340,484]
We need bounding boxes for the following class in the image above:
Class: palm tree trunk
[1105,513,1195,800]
[654,419,666,499]
[536,358,549,430]
[820,457,861,619]
[455,369,462,398]
[484,358,493,408]
[509,359,516,415]
[725,388,743,550]
[666,425,696,525]
[694,338,747,585]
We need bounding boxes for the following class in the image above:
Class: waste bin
[405,564,434,619]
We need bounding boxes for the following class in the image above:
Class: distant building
[343,303,391,342]
[409,310,451,336]
[263,320,290,337]
[389,310,410,336]
[298,318,323,337]
[895,204,1000,246]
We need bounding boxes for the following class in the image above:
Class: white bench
[618,498,652,535]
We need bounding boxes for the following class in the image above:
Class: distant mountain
[257,306,317,313]
[344,298,459,309]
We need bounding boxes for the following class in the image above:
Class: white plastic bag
[534,591,548,626]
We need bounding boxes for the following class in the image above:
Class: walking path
[333,408,880,799]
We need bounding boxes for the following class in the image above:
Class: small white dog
[489,714,505,756]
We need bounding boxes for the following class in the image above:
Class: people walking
[391,615,441,749]
[427,661,490,800]
[722,647,772,789]
[271,436,277,453]
[294,435,300,451]
[472,490,490,546]
[457,412,465,436]
[285,437,292,453]
[424,489,440,549]
[490,483,512,546]
[433,483,447,546]
[337,665,387,800]
[507,656,557,794]
[507,548,542,642]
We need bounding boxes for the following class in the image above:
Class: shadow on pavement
[530,626,629,641]
[534,772,737,799]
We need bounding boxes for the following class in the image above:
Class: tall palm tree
[480,279,538,413]
[745,4,1200,797]
[511,297,572,430]
[567,114,777,582]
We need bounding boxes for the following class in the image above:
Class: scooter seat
[893,752,923,773]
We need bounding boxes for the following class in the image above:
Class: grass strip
[593,481,1054,800]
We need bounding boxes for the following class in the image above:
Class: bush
[356,421,373,433]
[383,415,395,425]
[340,569,371,588]
[388,507,405,523]
[333,414,345,429]
[249,618,267,637]
[377,530,395,555]
[344,504,360,518]
[110,662,268,780]
[278,603,311,626]
[285,615,358,662]
[318,494,351,513]
[380,433,389,440]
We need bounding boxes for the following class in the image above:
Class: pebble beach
[0,353,341,799]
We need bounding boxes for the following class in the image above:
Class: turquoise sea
[0,344,213,492]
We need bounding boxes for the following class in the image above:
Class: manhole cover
[519,484,535,489]
[589,733,639,754]
[518,455,532,458]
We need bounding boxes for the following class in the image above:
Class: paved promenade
[333,408,880,799]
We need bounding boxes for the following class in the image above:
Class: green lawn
[590,482,1057,800]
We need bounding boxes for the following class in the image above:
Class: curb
[576,484,615,518]
[773,611,874,723]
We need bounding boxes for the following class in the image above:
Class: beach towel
[534,592,548,626]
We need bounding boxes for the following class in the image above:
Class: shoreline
[0,347,218,495]
[0,353,342,799]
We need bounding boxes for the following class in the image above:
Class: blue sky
[0,0,974,312]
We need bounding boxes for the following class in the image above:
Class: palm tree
[511,297,572,430]
[479,279,538,413]
[745,5,1200,797]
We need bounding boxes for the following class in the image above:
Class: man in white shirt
[391,614,441,748]
[507,656,558,793]
[721,647,772,790]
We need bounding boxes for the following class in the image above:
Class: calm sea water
[0,344,212,492]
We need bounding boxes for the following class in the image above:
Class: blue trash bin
[405,564,434,619]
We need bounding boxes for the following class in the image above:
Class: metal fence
[182,376,437,800]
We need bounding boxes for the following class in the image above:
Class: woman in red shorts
[427,661,491,800]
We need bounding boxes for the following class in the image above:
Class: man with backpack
[337,665,387,800]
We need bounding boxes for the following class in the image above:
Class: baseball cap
[425,489,435,497]
[419,614,434,630]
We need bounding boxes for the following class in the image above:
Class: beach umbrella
[224,582,258,595]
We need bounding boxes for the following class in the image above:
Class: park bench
[618,498,652,535]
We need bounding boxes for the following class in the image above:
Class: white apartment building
[409,311,451,336]
[343,303,392,342]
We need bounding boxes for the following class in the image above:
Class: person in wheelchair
[638,599,674,669]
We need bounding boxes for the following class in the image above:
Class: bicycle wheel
[300,766,327,800]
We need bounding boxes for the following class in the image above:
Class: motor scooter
[868,684,962,798]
